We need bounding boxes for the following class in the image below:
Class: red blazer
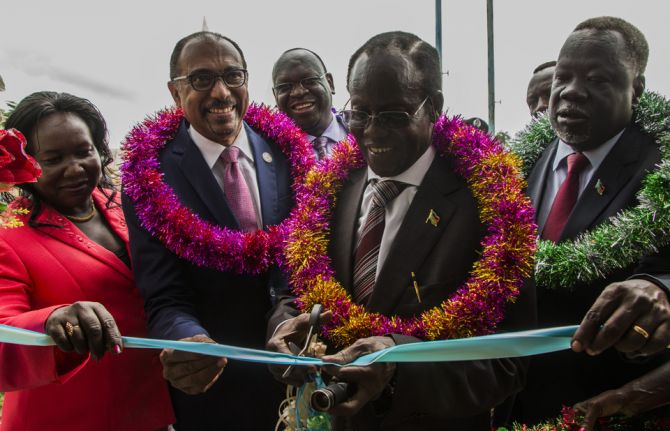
[0,189,174,431]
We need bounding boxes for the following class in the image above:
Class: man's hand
[160,334,227,395]
[573,361,670,431]
[572,279,670,356]
[265,311,331,386]
[573,388,630,431]
[321,336,396,416]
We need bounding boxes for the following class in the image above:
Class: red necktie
[542,152,589,242]
[221,146,258,232]
[353,180,408,304]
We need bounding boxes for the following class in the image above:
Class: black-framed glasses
[273,73,327,96]
[340,96,431,129]
[172,69,248,91]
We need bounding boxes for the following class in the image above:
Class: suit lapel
[367,157,461,314]
[561,127,642,240]
[35,189,133,281]
[527,139,558,236]
[330,168,367,293]
[173,121,238,227]
[246,123,280,227]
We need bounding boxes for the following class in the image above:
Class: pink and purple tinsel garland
[282,115,537,345]
[121,104,315,274]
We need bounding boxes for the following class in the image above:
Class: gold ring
[633,324,650,339]
[64,322,79,337]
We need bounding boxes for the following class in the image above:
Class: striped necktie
[353,180,408,304]
[313,136,329,160]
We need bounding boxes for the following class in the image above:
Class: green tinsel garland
[507,91,670,290]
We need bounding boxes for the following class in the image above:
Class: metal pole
[435,0,442,60]
[486,0,495,133]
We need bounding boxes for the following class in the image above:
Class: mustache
[208,99,236,109]
[555,106,588,118]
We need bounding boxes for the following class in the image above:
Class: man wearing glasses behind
[122,31,291,430]
[272,48,348,160]
[267,31,534,430]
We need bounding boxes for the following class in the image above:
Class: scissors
[282,303,323,379]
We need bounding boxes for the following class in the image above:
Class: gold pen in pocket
[411,272,422,303]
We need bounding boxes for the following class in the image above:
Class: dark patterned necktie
[542,152,589,242]
[313,136,329,160]
[353,180,409,304]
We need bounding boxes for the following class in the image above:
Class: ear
[430,91,444,122]
[167,81,182,107]
[632,74,645,107]
[326,72,335,94]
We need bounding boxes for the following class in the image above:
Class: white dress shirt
[188,125,263,228]
[537,129,624,228]
[355,145,436,278]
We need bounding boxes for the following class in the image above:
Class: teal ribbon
[0,323,576,366]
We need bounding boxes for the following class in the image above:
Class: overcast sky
[2,1,669,149]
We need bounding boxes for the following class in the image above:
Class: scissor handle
[309,304,323,330]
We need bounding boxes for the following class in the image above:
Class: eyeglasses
[172,69,248,91]
[273,73,327,96]
[340,96,431,129]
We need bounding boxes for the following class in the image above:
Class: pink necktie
[221,146,258,232]
[353,180,408,304]
[542,152,589,242]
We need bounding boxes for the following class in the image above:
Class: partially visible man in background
[272,48,347,160]
[526,60,555,117]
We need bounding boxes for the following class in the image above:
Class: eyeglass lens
[344,111,411,129]
[342,97,429,129]
[274,75,325,95]
[190,70,247,91]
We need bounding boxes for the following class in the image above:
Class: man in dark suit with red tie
[267,31,535,430]
[509,17,670,425]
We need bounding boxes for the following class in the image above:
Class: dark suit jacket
[511,124,670,424]
[271,155,536,431]
[122,120,292,431]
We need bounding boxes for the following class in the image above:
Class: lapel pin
[595,179,605,196]
[425,209,440,227]
[262,152,273,163]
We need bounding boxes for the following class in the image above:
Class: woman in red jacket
[0,92,174,430]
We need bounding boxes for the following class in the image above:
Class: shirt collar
[367,145,436,187]
[307,112,348,143]
[188,124,254,169]
[553,128,625,172]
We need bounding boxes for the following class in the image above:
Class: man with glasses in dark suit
[267,31,534,431]
[123,31,291,430]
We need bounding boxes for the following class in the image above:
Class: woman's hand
[45,301,123,359]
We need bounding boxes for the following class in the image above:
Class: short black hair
[169,31,247,79]
[573,16,648,75]
[272,48,328,81]
[346,31,441,96]
[533,60,556,74]
[4,91,116,224]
